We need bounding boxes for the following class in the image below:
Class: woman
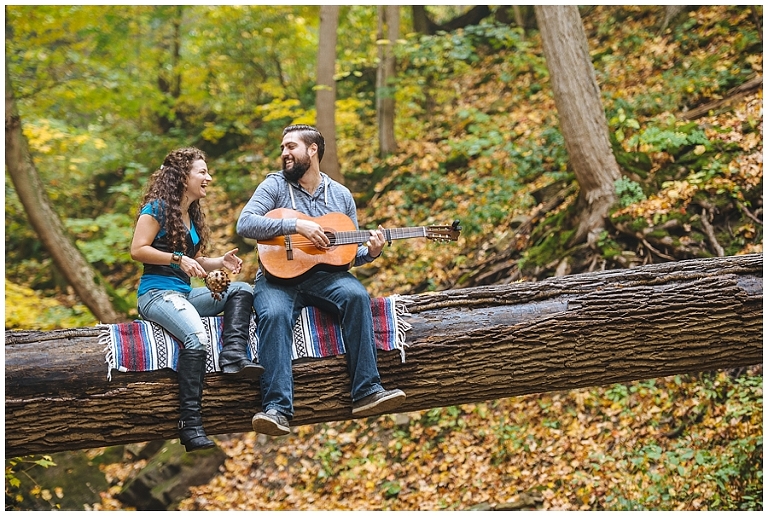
[130,147,263,452]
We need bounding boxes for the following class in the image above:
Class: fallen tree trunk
[5,254,762,456]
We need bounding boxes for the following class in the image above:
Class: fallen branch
[699,207,725,257]
[736,199,763,226]
[680,75,762,121]
[641,238,675,261]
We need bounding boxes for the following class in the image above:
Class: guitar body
[257,208,358,283]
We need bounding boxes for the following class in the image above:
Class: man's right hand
[296,218,330,249]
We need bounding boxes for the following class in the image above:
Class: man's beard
[282,152,311,182]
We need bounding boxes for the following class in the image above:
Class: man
[237,124,405,436]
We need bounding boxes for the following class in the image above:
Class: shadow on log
[5,254,762,457]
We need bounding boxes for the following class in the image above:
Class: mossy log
[5,254,762,457]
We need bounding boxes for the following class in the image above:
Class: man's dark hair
[282,124,325,163]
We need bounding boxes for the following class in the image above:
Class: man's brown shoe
[252,409,290,436]
[352,389,406,418]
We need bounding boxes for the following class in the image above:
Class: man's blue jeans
[138,282,252,351]
[253,270,384,419]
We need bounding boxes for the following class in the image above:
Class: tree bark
[315,5,342,183]
[659,5,689,33]
[535,6,622,245]
[5,62,124,324]
[376,5,399,157]
[5,254,762,457]
[411,6,436,35]
[156,5,184,133]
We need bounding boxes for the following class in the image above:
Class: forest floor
[94,366,761,510]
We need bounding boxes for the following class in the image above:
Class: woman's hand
[221,248,243,274]
[181,255,207,278]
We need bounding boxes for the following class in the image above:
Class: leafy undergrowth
[338,5,763,297]
[90,368,762,510]
[4,279,97,330]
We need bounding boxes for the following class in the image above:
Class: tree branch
[699,208,725,257]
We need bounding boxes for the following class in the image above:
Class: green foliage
[5,456,58,510]
[5,280,97,330]
[593,229,623,260]
[485,370,764,511]
[600,371,763,510]
[506,127,569,182]
[380,480,402,499]
[397,22,539,111]
[627,124,710,154]
[516,205,577,272]
[595,7,762,118]
[604,383,630,403]
[609,107,640,144]
[316,437,343,480]
[614,177,647,208]
[65,213,134,266]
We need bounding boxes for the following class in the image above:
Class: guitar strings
[276,226,454,250]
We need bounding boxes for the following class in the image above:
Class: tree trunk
[4,63,124,324]
[376,5,399,157]
[411,6,437,35]
[535,6,622,245]
[5,254,761,457]
[315,5,342,183]
[156,5,184,133]
[659,5,688,33]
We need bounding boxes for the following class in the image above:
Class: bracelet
[170,251,183,270]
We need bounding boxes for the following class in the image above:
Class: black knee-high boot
[178,348,215,452]
[219,289,264,380]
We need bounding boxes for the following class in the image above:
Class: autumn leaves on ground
[95,370,761,510]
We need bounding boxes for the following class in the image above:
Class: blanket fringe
[97,324,116,381]
[390,295,412,363]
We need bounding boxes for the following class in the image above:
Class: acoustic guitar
[257,208,461,283]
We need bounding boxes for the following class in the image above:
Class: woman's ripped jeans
[137,282,252,350]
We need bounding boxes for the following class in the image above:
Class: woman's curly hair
[139,147,210,256]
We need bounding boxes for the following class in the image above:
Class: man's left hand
[368,226,386,258]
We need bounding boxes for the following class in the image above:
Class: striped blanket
[100,295,410,380]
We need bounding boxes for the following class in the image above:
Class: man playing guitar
[237,124,406,436]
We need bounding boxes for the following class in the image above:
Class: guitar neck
[333,227,429,245]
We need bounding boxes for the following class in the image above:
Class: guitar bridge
[284,235,294,261]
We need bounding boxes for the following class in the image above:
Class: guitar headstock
[425,220,462,242]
